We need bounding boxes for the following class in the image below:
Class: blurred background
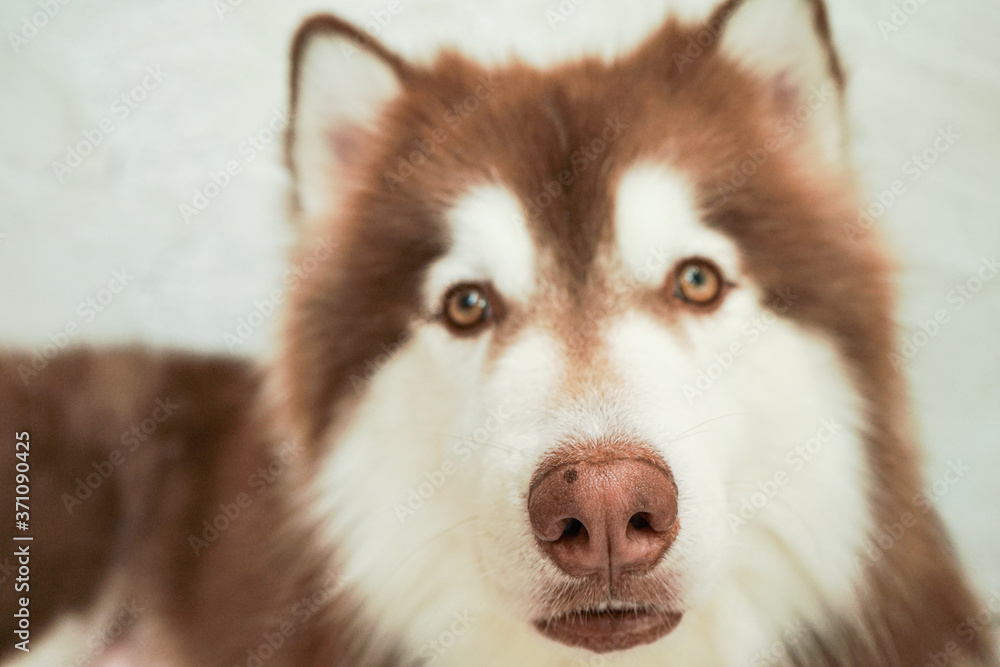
[1,0,998,624]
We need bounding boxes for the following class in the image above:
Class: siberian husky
[1,0,996,665]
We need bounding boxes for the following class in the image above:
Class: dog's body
[2,0,997,665]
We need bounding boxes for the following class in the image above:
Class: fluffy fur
[1,0,995,665]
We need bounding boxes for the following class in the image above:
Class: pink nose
[528,451,679,578]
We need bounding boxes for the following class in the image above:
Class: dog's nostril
[560,518,585,539]
[528,451,679,577]
[628,513,652,531]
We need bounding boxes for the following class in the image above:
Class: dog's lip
[533,605,683,653]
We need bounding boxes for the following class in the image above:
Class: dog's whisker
[670,413,747,440]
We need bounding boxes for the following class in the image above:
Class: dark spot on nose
[529,455,679,578]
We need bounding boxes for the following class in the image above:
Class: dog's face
[279,1,894,662]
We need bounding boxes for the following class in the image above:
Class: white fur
[310,161,873,664]
[4,0,998,660]
[8,575,170,667]
[5,614,92,667]
[424,184,537,308]
[614,164,741,285]
[718,0,845,162]
[292,30,402,226]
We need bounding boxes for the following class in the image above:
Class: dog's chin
[534,606,683,653]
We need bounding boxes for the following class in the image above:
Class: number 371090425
[15,432,29,520]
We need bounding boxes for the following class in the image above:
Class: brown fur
[277,7,994,665]
[1,2,994,665]
[0,350,399,665]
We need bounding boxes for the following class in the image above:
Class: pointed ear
[286,15,411,230]
[715,0,846,162]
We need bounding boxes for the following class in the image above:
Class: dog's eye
[673,259,724,306]
[442,284,493,332]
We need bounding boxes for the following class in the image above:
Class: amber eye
[442,284,493,331]
[674,259,724,306]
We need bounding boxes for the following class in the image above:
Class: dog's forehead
[383,47,769,297]
[427,164,743,304]
[415,61,631,283]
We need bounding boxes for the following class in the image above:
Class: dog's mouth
[533,602,683,653]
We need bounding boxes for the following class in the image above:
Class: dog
[1,0,996,665]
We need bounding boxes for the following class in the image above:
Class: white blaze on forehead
[424,184,536,308]
[614,164,741,286]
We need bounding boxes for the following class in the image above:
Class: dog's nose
[528,451,679,578]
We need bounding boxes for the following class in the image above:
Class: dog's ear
[286,15,411,230]
[713,0,846,163]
